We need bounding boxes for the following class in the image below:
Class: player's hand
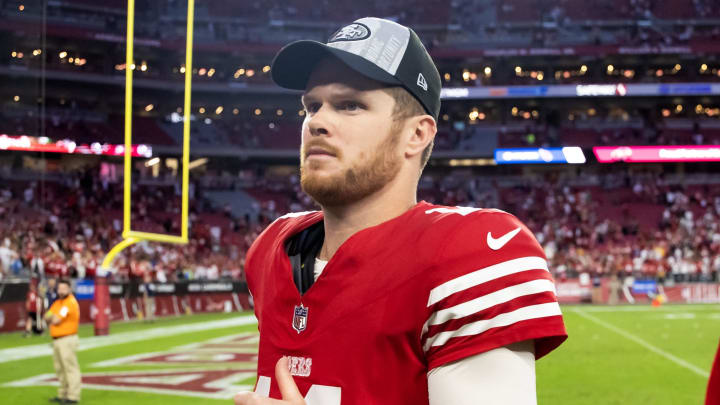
[234,357,305,405]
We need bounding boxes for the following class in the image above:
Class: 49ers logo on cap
[328,23,370,42]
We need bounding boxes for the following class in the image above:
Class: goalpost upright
[94,0,196,335]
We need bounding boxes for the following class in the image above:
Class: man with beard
[236,17,567,405]
[45,279,81,404]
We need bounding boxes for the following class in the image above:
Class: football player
[235,17,568,405]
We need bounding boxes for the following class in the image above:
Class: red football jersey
[707,339,720,405]
[46,259,69,278]
[245,201,567,405]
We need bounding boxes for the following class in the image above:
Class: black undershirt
[285,221,325,295]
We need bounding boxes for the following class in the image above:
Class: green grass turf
[0,304,718,404]
[537,304,720,404]
[0,311,244,349]
[0,315,258,405]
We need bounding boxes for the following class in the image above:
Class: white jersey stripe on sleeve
[423,302,562,352]
[427,256,549,307]
[423,279,557,333]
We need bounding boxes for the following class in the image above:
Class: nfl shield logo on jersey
[292,304,308,333]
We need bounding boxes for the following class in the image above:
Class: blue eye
[306,103,321,113]
[342,101,363,111]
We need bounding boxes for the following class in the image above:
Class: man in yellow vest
[44,278,81,404]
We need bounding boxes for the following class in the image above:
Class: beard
[300,126,402,207]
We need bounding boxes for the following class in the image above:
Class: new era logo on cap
[417,73,428,91]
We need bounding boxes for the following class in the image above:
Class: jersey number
[255,376,341,405]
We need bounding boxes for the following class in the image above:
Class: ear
[403,115,437,160]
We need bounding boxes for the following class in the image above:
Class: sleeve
[422,210,567,370]
[428,341,536,405]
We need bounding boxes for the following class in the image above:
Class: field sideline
[0,305,718,404]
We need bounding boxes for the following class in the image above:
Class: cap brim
[271,40,402,91]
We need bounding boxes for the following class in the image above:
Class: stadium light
[18,4,24,11]
[443,73,450,82]
[607,64,614,73]
[246,69,255,77]
[700,64,708,72]
[145,157,160,167]
[180,66,186,73]
[199,67,206,76]
[13,96,19,102]
[33,49,41,56]
[276,109,283,116]
[59,51,67,59]
[198,107,206,114]
[144,104,154,112]
[215,106,223,115]
[188,158,208,170]
[254,108,262,115]
[207,68,215,77]
[262,65,271,73]
[580,65,588,73]
[233,108,239,115]
[484,66,491,76]
[514,66,522,74]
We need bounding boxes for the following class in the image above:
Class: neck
[318,177,418,261]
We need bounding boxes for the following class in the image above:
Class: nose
[307,106,330,137]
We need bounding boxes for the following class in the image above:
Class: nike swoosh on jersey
[486,227,522,250]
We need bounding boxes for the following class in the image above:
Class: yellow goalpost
[94,0,195,334]
[101,0,195,269]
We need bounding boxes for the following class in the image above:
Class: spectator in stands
[0,237,18,278]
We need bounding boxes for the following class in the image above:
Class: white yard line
[569,304,720,313]
[572,309,709,378]
[0,314,257,364]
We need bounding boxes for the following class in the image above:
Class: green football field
[0,304,718,404]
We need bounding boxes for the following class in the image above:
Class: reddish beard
[300,127,402,207]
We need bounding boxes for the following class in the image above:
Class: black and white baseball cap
[271,17,442,120]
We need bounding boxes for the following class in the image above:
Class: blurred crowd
[0,169,269,285]
[3,164,718,285]
[416,170,720,284]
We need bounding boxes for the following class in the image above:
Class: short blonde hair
[381,87,434,170]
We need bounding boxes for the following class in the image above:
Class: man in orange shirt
[44,278,81,404]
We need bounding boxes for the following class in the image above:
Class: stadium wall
[0,281,251,333]
[552,280,720,304]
